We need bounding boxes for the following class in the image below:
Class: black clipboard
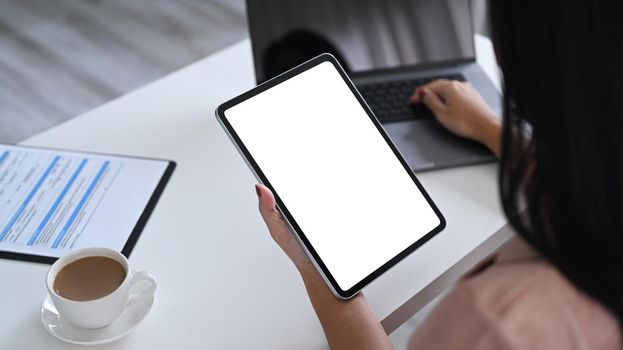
[0,144,175,264]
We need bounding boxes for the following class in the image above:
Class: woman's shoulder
[460,257,620,349]
[410,238,621,350]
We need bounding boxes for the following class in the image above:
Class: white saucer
[40,293,154,346]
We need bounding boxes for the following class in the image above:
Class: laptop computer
[246,0,501,171]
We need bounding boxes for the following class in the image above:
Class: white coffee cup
[46,247,157,329]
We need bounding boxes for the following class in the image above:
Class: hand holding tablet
[216,54,445,298]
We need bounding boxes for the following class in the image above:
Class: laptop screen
[247,0,475,83]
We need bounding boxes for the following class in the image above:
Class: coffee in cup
[47,247,156,329]
[54,256,126,301]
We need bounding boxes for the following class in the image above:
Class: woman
[254,0,623,348]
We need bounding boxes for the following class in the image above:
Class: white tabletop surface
[0,35,511,349]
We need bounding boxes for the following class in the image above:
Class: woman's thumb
[256,184,281,225]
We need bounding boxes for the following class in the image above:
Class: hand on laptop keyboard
[358,74,465,123]
[410,79,501,154]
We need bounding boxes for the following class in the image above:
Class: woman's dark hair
[489,0,623,326]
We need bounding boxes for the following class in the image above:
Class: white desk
[0,35,511,349]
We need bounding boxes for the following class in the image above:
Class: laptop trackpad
[382,120,495,171]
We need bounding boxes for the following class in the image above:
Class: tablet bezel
[216,54,446,299]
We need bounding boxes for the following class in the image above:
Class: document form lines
[73,161,124,250]
[52,161,110,249]
[0,155,60,242]
[27,158,88,246]
[0,144,171,260]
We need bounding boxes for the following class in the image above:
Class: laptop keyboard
[358,74,465,123]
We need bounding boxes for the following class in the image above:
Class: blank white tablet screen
[225,61,440,291]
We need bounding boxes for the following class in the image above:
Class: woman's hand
[254,184,393,350]
[411,79,502,157]
[255,184,313,271]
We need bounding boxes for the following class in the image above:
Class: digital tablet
[0,144,175,264]
[216,54,445,298]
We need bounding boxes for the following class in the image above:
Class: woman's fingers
[410,79,451,104]
[420,88,446,115]
[255,184,312,268]
[424,79,453,94]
